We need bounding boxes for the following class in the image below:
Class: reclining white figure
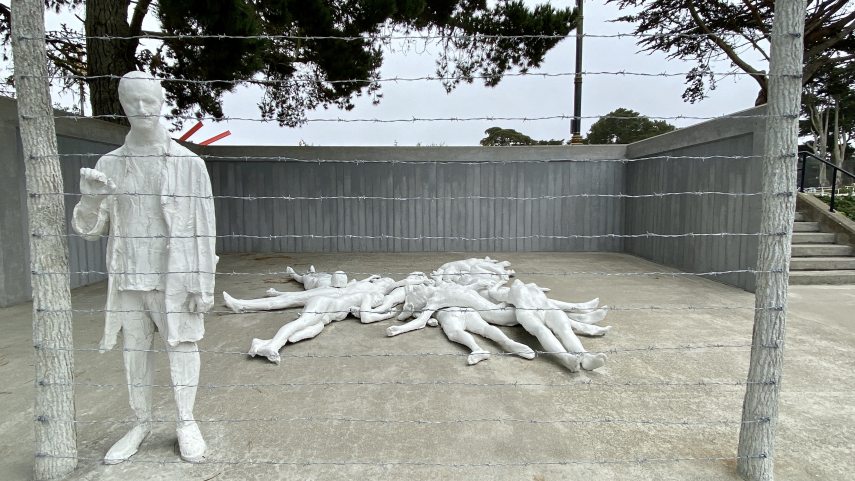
[223,274,374,313]
[247,288,387,364]
[502,280,607,372]
[386,280,608,371]
[387,280,610,338]
[431,256,515,286]
[284,265,348,290]
[394,283,535,365]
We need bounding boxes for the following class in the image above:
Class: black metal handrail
[798,151,855,212]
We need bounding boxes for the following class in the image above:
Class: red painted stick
[199,130,232,146]
[178,121,204,141]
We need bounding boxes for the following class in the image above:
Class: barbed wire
[34,232,786,241]
[33,342,767,358]
[32,30,787,41]
[21,69,793,86]
[29,191,784,201]
[35,453,768,468]
[38,378,776,390]
[36,305,782,316]
[40,415,768,426]
[33,153,767,164]
[31,268,781,277]
[44,113,793,123]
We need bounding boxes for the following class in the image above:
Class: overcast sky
[10,0,768,146]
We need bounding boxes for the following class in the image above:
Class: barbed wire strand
[33,232,787,241]
[29,191,784,201]
[35,453,767,468]
[38,379,776,389]
[31,268,782,277]
[21,70,797,86]
[33,342,768,358]
[36,305,781,316]
[41,113,794,123]
[33,30,792,40]
[34,153,767,164]
[40,415,768,426]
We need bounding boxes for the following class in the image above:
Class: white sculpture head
[118,71,165,131]
[330,271,348,288]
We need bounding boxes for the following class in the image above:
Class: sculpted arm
[72,167,115,240]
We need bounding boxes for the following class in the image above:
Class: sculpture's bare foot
[176,421,206,463]
[510,343,536,360]
[467,350,491,365]
[265,287,281,297]
[222,292,244,313]
[581,352,607,371]
[248,338,281,364]
[427,318,439,327]
[104,423,151,465]
[558,354,582,373]
[285,266,297,280]
[386,325,404,337]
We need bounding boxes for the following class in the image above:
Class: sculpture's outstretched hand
[79,168,117,199]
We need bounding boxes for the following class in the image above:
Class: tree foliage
[801,61,855,185]
[479,126,563,146]
[604,0,855,106]
[1,1,577,126]
[586,108,675,144]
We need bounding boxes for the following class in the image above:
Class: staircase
[790,210,855,284]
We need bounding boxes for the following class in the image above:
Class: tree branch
[740,0,770,37]
[686,0,766,91]
[129,0,153,37]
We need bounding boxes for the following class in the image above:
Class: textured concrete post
[11,0,78,478]
[737,1,806,480]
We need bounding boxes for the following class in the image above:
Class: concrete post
[737,1,806,480]
[11,0,78,478]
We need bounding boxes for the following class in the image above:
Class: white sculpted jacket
[72,140,218,350]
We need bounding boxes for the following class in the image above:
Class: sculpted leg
[549,298,600,312]
[464,315,535,360]
[167,341,205,462]
[437,313,490,365]
[104,295,154,465]
[288,322,325,343]
[223,290,314,313]
[545,311,606,371]
[517,312,581,372]
[248,315,323,364]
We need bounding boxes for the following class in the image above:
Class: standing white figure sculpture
[71,71,217,464]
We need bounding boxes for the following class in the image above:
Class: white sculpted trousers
[117,291,200,427]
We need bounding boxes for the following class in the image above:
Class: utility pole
[570,0,584,145]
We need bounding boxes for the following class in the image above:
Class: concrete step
[794,211,807,222]
[789,270,855,285]
[791,244,854,257]
[791,257,855,271]
[792,232,837,244]
[793,221,820,232]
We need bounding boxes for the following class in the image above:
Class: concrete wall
[0,97,127,306]
[199,145,627,253]
[624,106,766,291]
[0,95,767,305]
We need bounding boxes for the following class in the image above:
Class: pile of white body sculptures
[223,257,611,372]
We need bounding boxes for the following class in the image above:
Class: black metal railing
[798,151,855,212]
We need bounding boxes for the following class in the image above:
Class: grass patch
[815,195,855,221]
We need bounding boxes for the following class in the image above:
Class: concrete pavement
[1,252,852,480]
